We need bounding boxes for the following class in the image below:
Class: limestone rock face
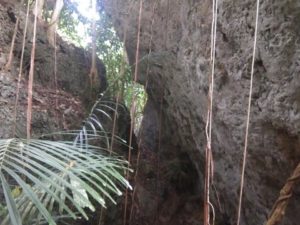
[103,0,300,224]
[0,2,106,138]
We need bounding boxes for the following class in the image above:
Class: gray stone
[103,0,300,224]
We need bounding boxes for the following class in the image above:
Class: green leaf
[0,173,22,225]
[0,138,131,225]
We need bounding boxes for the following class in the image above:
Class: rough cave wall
[0,2,106,138]
[103,0,300,225]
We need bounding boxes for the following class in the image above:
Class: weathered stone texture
[103,0,300,224]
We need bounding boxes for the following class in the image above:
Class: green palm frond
[0,138,132,225]
[75,96,127,148]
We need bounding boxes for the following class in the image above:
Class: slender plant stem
[129,1,159,223]
[204,0,218,224]
[123,1,143,225]
[236,0,260,224]
[13,0,30,137]
[26,0,38,140]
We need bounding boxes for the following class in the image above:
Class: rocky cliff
[0,2,106,138]
[103,1,300,225]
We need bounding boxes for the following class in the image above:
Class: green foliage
[0,138,131,225]
[57,1,147,129]
[93,16,147,129]
[57,1,85,46]
[0,96,132,225]
[0,203,4,217]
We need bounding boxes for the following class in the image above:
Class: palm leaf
[75,96,127,148]
[0,138,131,225]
